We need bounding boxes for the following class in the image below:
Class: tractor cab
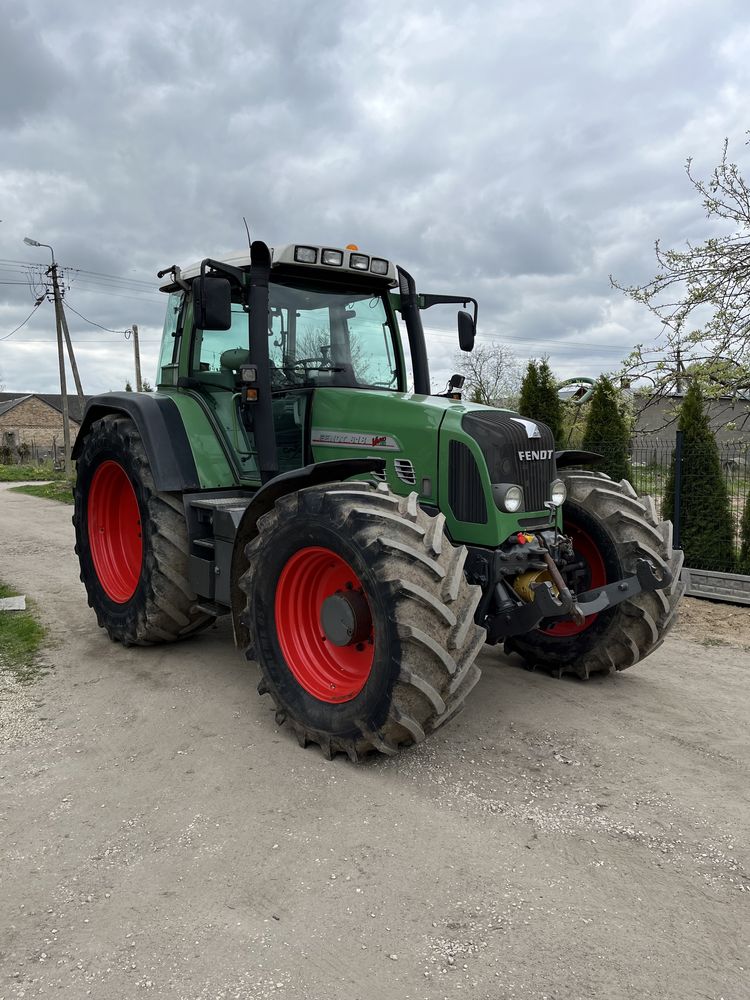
[156,242,476,487]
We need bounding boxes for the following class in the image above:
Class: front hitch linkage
[484,559,672,644]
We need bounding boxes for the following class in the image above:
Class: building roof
[0,392,90,423]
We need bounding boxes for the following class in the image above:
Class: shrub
[518,359,563,441]
[662,382,734,572]
[738,492,750,574]
[581,376,632,482]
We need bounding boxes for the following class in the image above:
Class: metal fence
[587,435,750,573]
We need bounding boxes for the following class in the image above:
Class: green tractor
[72,240,682,760]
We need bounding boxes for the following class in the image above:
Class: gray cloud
[0,8,68,128]
[1,0,750,395]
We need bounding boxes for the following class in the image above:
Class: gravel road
[1,482,748,1000]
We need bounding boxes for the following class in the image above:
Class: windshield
[268,279,401,391]
[192,278,402,391]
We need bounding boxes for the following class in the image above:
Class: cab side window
[192,303,249,374]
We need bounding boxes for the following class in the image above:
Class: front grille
[448,440,487,523]
[462,411,556,513]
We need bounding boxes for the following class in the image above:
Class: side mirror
[193,275,232,331]
[457,310,475,352]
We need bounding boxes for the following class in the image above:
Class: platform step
[194,600,231,618]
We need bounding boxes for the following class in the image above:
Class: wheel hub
[274,546,375,703]
[320,590,372,646]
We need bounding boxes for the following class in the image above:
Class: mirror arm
[418,293,478,329]
[199,258,245,286]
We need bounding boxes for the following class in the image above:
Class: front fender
[72,392,200,492]
[229,458,385,648]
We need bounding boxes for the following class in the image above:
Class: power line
[0,301,43,341]
[63,300,129,335]
[62,283,161,304]
[63,266,155,288]
[65,274,160,295]
[2,338,161,344]
[0,257,155,287]
[423,328,637,356]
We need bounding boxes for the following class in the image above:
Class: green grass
[0,463,66,482]
[10,481,74,504]
[0,583,47,684]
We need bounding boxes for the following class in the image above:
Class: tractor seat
[220,348,250,372]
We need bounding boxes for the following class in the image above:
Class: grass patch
[0,583,47,684]
[10,481,74,504]
[0,463,66,482]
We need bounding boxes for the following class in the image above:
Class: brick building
[0,393,90,460]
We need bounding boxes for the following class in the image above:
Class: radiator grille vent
[394,459,416,485]
[448,440,487,524]
[462,411,556,513]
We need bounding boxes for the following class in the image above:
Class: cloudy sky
[1,0,749,395]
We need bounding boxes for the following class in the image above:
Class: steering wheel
[288,357,330,368]
[281,357,337,382]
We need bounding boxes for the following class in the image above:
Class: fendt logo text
[517,449,554,461]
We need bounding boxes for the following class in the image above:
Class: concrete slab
[0,595,26,611]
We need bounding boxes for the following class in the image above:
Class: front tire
[240,482,486,760]
[506,471,684,678]
[74,414,214,645]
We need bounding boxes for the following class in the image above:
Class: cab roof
[162,243,398,290]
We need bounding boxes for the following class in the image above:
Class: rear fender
[72,392,200,492]
[229,458,385,649]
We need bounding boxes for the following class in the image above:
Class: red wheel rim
[540,520,607,637]
[274,546,374,703]
[87,460,143,603]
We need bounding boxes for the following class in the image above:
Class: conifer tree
[581,376,632,482]
[662,381,734,571]
[738,493,750,574]
[518,360,563,440]
[518,361,539,418]
[534,359,564,442]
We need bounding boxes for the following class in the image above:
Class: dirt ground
[673,595,750,647]
[1,481,748,1000]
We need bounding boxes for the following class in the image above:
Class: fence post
[673,429,683,550]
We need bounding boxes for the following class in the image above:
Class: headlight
[294,245,317,264]
[492,483,524,513]
[350,253,369,270]
[371,258,389,275]
[322,249,343,266]
[550,479,567,506]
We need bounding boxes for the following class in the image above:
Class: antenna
[242,217,251,249]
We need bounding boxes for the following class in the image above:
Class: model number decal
[312,428,401,451]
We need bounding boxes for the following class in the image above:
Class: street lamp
[22,235,71,476]
[23,236,55,264]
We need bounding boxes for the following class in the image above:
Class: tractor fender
[554,449,603,469]
[72,392,200,492]
[229,457,385,649]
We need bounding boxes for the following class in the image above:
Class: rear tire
[74,414,215,645]
[239,481,486,760]
[505,471,684,678]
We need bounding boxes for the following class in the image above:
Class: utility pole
[59,304,84,404]
[131,324,143,391]
[48,261,73,477]
[23,237,83,476]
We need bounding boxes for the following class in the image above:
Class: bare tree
[612,137,750,398]
[454,343,522,407]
